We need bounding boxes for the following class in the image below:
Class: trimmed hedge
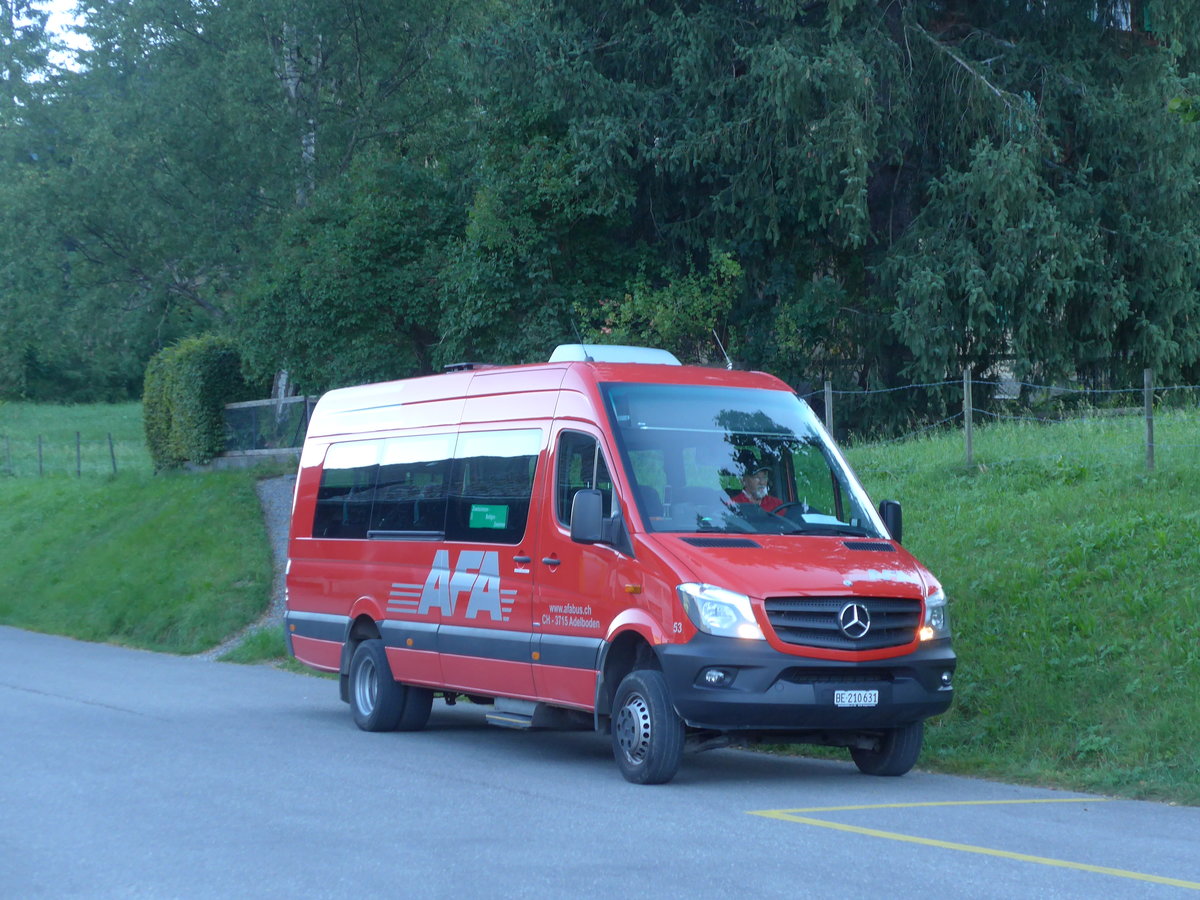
[143,336,250,470]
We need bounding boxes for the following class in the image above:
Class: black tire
[396,686,433,732]
[850,722,924,776]
[349,639,406,732]
[611,669,685,785]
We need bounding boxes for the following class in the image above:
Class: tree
[236,152,466,391]
[2,0,1198,414]
[229,0,485,389]
[0,0,475,399]
[0,0,48,115]
[458,0,1200,433]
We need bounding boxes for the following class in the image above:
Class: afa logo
[388,550,516,622]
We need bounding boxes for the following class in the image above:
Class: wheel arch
[593,628,661,728]
[339,613,383,703]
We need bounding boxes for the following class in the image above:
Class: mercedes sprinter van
[285,345,955,783]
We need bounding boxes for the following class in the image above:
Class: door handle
[541,556,561,566]
[513,555,532,564]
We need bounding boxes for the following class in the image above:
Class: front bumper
[657,633,955,734]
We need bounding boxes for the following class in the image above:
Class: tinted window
[446,430,541,544]
[369,434,455,537]
[312,441,381,539]
[315,429,541,543]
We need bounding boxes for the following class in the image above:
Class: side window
[445,429,541,544]
[312,441,381,539]
[555,431,614,526]
[369,434,455,537]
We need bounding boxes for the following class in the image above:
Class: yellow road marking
[748,799,1200,891]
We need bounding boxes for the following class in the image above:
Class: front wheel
[611,669,685,785]
[850,722,924,776]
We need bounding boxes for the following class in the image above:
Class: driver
[731,466,783,514]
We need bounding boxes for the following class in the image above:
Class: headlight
[677,583,765,640]
[919,588,951,641]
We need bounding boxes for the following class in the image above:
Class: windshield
[602,383,885,537]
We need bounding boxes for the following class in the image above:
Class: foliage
[141,354,173,469]
[1169,93,1200,123]
[1,0,49,114]
[236,153,468,391]
[449,0,1200,437]
[1,0,1199,426]
[142,335,250,469]
[1,0,476,400]
[584,251,743,365]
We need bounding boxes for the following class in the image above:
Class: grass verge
[849,411,1200,804]
[218,623,289,664]
[0,470,271,654]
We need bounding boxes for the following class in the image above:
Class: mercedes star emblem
[838,602,871,639]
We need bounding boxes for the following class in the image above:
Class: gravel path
[197,474,296,660]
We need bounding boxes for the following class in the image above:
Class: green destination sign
[469,504,509,529]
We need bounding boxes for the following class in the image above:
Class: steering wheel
[772,501,812,517]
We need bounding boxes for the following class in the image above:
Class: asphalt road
[3,625,1198,899]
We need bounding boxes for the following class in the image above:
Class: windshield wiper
[780,523,875,537]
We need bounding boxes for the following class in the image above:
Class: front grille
[763,596,920,651]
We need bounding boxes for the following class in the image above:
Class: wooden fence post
[824,380,833,435]
[109,433,118,475]
[38,435,44,477]
[76,432,82,477]
[1144,368,1155,471]
[963,370,974,467]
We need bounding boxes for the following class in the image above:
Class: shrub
[142,336,250,469]
[142,353,178,470]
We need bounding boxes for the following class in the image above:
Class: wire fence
[1,396,315,478]
[5,373,1198,478]
[805,368,1200,474]
[0,432,152,478]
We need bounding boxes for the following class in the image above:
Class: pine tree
[460,0,1200,422]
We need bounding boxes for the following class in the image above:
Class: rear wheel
[396,686,433,732]
[349,639,406,732]
[611,669,685,785]
[850,722,924,776]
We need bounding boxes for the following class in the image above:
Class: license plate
[834,689,879,708]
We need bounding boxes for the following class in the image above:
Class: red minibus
[285,344,955,783]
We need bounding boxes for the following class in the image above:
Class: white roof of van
[548,344,681,365]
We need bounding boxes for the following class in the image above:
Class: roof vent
[549,344,681,365]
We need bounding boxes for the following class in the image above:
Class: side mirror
[879,499,903,544]
[570,489,605,543]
